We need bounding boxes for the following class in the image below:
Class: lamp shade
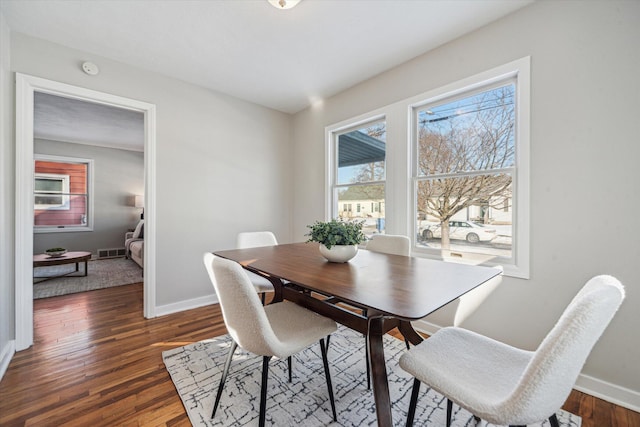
[134,195,144,208]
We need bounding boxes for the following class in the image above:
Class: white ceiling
[2,0,533,150]
[34,92,145,151]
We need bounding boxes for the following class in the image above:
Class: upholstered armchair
[125,220,144,270]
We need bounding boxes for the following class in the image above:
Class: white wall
[9,32,293,309]
[292,0,640,408]
[3,0,638,410]
[33,139,144,255]
[0,11,16,378]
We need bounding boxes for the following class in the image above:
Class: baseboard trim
[411,319,640,412]
[574,373,640,412]
[0,340,15,381]
[154,294,218,317]
[412,318,441,336]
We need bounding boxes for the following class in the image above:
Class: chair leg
[446,399,453,427]
[211,340,238,419]
[405,378,421,427]
[259,356,271,427]
[261,292,266,305]
[288,356,292,383]
[319,338,337,421]
[363,308,371,390]
[365,334,371,390]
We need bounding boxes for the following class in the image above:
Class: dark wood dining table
[213,241,501,427]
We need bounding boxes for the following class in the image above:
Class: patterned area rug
[33,257,142,299]
[163,326,581,427]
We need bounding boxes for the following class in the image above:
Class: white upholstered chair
[237,231,278,304]
[365,234,411,257]
[399,275,625,427]
[453,265,503,328]
[203,253,338,427]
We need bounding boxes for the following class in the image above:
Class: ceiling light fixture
[268,0,301,10]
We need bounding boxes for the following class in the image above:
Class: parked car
[419,220,496,243]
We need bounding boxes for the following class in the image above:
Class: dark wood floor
[0,283,638,426]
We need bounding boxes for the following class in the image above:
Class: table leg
[268,277,283,303]
[83,260,88,276]
[367,316,393,427]
[398,320,424,346]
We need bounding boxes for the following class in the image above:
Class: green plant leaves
[305,219,366,249]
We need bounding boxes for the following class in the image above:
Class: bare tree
[353,123,386,182]
[417,86,514,248]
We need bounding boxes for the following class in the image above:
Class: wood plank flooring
[0,283,638,426]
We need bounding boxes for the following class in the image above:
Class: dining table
[213,241,501,427]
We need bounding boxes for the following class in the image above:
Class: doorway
[15,74,157,351]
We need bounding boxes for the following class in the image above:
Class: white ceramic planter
[319,244,358,263]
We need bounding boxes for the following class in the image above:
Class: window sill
[34,226,94,233]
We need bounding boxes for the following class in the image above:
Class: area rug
[33,257,142,299]
[162,326,581,427]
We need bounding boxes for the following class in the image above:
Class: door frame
[15,73,157,350]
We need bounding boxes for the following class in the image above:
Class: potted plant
[306,219,366,262]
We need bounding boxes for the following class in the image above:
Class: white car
[420,220,496,243]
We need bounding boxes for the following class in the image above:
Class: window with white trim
[325,58,529,277]
[329,119,386,237]
[412,60,529,278]
[34,173,70,210]
[34,154,93,233]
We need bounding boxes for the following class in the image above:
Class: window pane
[337,184,385,235]
[34,195,64,206]
[416,175,512,258]
[34,159,89,229]
[35,194,88,227]
[337,123,386,185]
[35,178,63,192]
[417,84,515,176]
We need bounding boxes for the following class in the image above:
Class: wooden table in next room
[33,251,92,283]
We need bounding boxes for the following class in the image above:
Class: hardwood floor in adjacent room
[0,283,638,426]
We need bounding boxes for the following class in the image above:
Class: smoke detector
[82,62,99,76]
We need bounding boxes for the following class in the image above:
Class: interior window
[34,154,93,232]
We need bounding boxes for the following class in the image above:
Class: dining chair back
[454,265,503,328]
[237,231,278,248]
[203,253,338,426]
[508,275,625,422]
[204,252,275,355]
[400,274,625,426]
[365,234,411,256]
[237,231,278,304]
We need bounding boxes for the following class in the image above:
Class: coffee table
[33,251,92,283]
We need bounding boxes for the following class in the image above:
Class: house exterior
[1,0,639,413]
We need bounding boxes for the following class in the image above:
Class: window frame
[410,58,530,278]
[325,114,387,227]
[34,154,95,233]
[325,57,529,278]
[34,172,70,210]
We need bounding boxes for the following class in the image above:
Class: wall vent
[97,247,126,259]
